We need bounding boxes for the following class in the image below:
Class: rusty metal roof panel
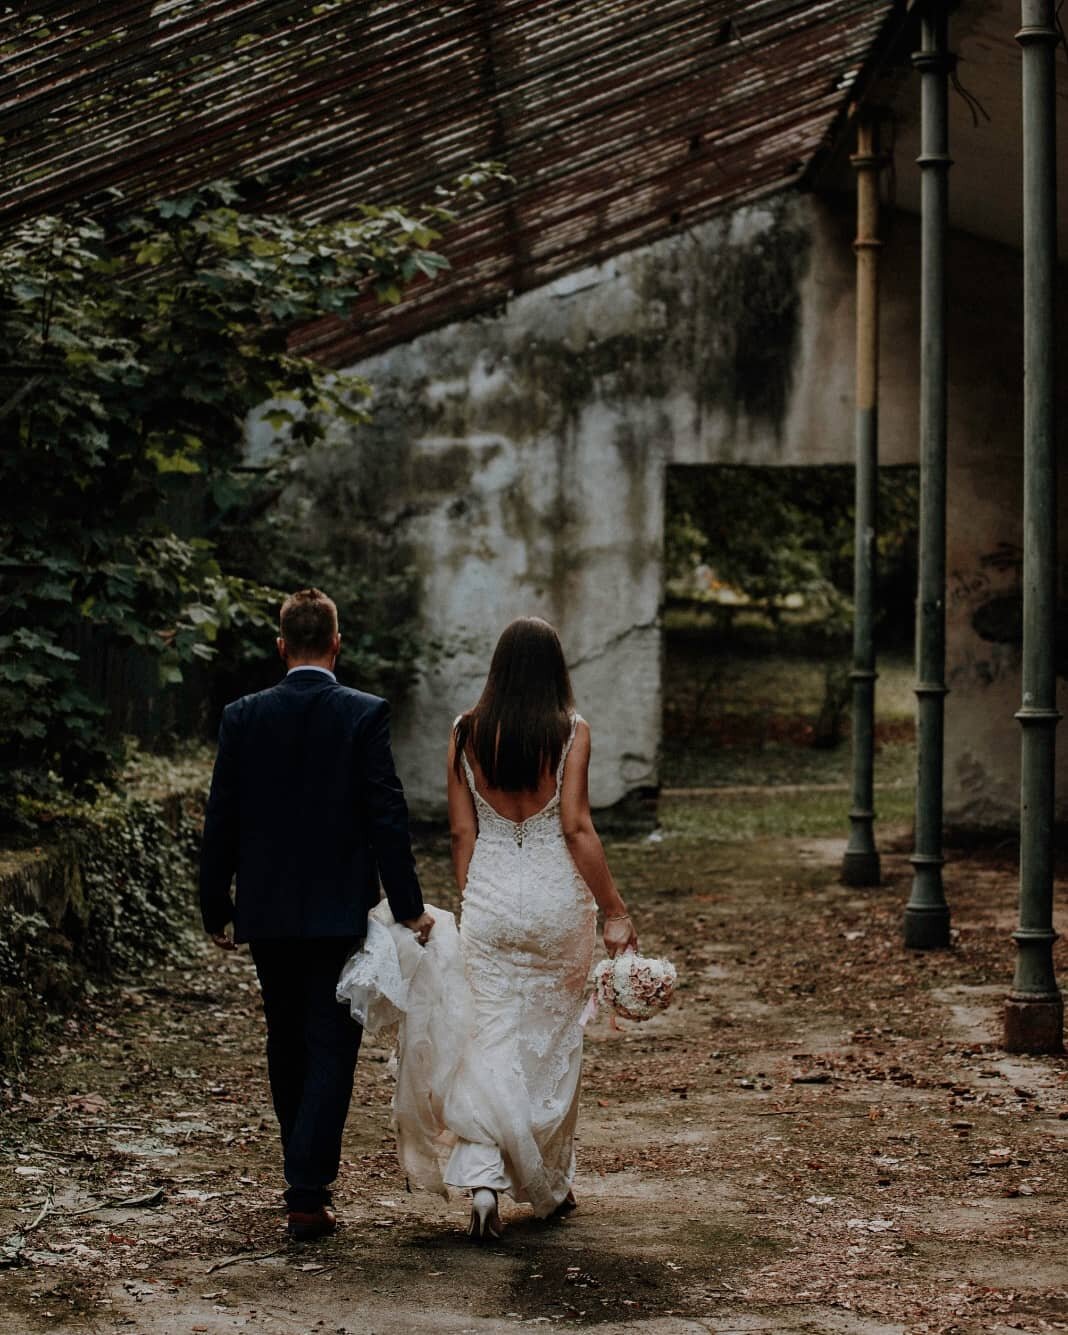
[0,1,905,363]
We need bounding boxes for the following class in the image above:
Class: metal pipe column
[842,115,885,888]
[1004,0,1063,1054]
[904,4,953,948]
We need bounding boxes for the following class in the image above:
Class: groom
[199,587,433,1241]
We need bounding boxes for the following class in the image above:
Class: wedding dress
[337,712,596,1218]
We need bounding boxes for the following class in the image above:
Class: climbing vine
[0,166,506,828]
[0,785,205,1068]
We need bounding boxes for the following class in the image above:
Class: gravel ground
[1,800,1066,1335]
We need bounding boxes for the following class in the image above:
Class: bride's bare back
[461,747,558,823]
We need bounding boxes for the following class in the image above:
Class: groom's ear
[277,636,287,663]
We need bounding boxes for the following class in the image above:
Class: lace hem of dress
[337,901,468,1201]
[336,911,408,1033]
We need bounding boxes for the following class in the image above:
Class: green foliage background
[665,464,920,646]
[0,169,503,828]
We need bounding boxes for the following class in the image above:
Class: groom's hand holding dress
[198,588,427,1241]
[402,911,434,944]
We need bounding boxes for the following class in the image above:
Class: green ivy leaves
[0,164,508,825]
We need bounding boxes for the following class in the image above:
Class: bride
[338,616,637,1239]
[442,615,638,1238]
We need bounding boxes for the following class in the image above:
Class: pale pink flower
[592,953,677,1022]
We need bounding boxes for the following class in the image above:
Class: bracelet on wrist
[605,912,630,922]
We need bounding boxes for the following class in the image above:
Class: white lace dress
[338,712,597,1218]
[443,712,597,1214]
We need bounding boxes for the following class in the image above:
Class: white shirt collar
[287,665,337,681]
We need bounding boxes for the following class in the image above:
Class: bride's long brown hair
[454,617,575,793]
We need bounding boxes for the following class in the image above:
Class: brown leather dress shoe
[286,1205,337,1241]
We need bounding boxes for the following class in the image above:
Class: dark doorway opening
[662,464,919,793]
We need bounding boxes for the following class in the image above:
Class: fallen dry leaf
[67,1093,107,1114]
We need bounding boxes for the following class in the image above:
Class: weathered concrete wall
[819,199,1068,830]
[331,194,869,817]
[912,224,1068,831]
[309,189,1065,829]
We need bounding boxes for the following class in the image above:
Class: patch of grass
[662,738,915,790]
[660,637,917,797]
[665,643,916,726]
[659,786,914,842]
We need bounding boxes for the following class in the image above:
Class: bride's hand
[603,913,637,957]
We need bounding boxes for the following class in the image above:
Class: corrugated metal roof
[1,1,907,364]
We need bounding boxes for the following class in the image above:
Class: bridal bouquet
[592,952,677,1022]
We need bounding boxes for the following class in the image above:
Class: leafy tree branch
[0,165,508,827]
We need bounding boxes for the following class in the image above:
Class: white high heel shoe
[468,1188,501,1242]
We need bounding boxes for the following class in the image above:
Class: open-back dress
[337,711,596,1218]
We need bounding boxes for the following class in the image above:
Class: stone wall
[275,189,1067,830]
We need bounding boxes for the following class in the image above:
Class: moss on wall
[492,196,810,439]
[355,195,813,451]
[643,196,811,428]
[310,193,817,816]
[0,789,202,1070]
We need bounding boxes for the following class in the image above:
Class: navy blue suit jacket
[199,669,424,942]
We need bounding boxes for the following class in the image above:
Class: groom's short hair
[279,588,338,656]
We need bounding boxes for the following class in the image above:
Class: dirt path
[2,808,1066,1335]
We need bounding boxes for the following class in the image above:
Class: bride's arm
[447,731,478,891]
[560,721,638,956]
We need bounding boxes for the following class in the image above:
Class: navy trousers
[249,937,363,1212]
